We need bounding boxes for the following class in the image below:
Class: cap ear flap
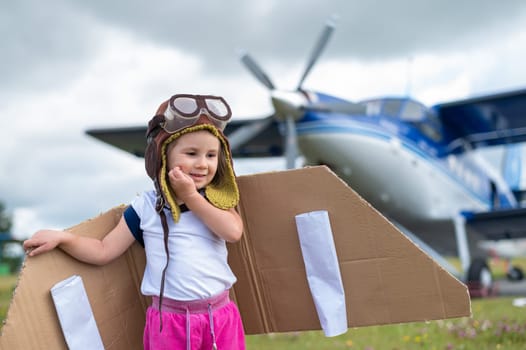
[145,136,159,180]
[145,115,166,181]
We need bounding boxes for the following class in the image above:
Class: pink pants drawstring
[152,290,229,350]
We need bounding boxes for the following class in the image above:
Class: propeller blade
[285,115,298,169]
[239,51,276,90]
[227,116,274,151]
[296,16,337,90]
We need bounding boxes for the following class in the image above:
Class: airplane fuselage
[295,93,517,228]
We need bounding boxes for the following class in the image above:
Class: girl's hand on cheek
[168,167,196,200]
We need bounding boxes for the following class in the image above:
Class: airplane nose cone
[270,90,308,121]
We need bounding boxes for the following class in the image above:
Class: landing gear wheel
[507,266,524,281]
[466,257,494,298]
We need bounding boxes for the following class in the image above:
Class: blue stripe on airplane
[296,119,498,208]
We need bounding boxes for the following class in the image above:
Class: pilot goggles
[162,94,232,133]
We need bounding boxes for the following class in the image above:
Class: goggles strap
[153,178,165,213]
[157,208,170,332]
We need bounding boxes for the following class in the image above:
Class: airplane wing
[463,207,526,240]
[86,126,146,157]
[85,117,283,158]
[224,117,283,158]
[434,88,526,150]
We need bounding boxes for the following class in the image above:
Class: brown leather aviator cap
[144,96,239,222]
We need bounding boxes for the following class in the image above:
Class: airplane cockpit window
[417,122,442,142]
[363,98,443,142]
[382,100,403,117]
[365,100,382,116]
[414,109,442,142]
[401,100,426,121]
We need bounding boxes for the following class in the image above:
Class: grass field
[0,274,17,324]
[2,260,526,349]
[245,297,526,349]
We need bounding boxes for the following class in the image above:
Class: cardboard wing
[0,206,149,350]
[0,166,470,349]
[229,166,471,334]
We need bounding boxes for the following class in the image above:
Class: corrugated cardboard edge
[0,205,149,350]
[229,166,472,334]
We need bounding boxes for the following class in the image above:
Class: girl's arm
[184,193,243,242]
[169,167,243,242]
[23,216,136,265]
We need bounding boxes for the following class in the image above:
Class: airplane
[86,18,526,297]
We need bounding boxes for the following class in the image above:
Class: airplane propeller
[239,53,276,91]
[234,17,338,169]
[296,18,336,91]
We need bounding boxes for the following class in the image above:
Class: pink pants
[143,290,246,350]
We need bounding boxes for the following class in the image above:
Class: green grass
[2,270,526,349]
[0,274,17,324]
[246,297,526,349]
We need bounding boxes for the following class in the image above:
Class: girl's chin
[193,181,206,190]
[191,177,208,188]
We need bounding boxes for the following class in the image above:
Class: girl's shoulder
[130,189,158,212]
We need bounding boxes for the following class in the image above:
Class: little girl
[24,94,246,350]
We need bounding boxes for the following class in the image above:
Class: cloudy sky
[1,0,526,239]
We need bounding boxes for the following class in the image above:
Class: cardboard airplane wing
[230,166,470,333]
[0,166,470,349]
[0,207,150,349]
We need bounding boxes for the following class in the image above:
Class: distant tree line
[0,200,20,274]
[0,201,12,233]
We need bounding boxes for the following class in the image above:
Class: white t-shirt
[127,190,237,301]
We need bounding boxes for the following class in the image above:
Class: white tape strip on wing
[295,210,347,337]
[51,275,105,350]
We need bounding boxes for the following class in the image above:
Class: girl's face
[166,130,220,190]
